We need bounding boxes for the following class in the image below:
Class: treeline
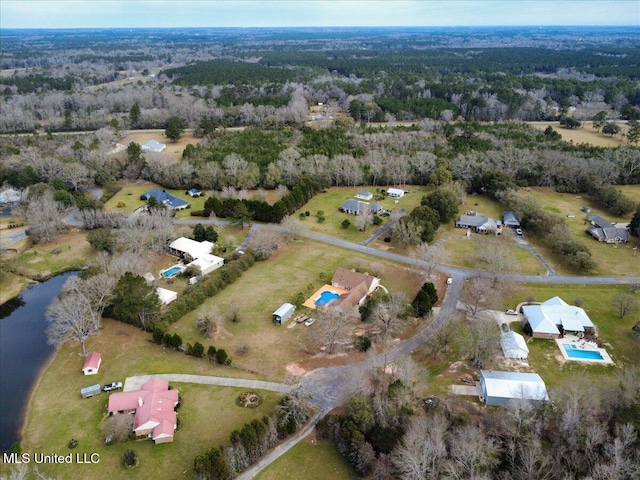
[165,60,298,87]
[200,177,321,223]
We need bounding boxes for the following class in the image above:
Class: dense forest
[1,26,639,133]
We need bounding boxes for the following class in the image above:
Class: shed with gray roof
[479,370,549,406]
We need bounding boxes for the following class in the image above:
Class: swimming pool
[315,291,340,307]
[162,266,183,278]
[563,344,605,360]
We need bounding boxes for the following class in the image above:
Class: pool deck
[161,263,185,278]
[303,284,349,310]
[555,336,614,365]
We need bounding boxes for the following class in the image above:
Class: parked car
[304,318,315,326]
[102,382,123,392]
[505,309,518,315]
[515,228,523,235]
[446,278,453,285]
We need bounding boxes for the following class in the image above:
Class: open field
[293,186,430,243]
[117,130,202,162]
[255,436,356,480]
[169,238,427,380]
[15,319,278,480]
[529,121,630,148]
[517,186,640,276]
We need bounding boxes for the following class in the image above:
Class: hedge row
[153,252,255,329]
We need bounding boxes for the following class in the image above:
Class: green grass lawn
[169,237,426,380]
[18,319,280,480]
[437,238,547,275]
[255,437,357,480]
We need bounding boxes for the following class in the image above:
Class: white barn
[479,370,549,406]
[387,188,404,198]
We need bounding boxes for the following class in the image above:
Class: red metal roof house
[82,352,102,375]
[107,377,179,444]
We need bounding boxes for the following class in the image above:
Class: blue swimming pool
[315,291,339,306]
[563,344,604,360]
[162,266,183,277]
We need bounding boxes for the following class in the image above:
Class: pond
[0,271,77,452]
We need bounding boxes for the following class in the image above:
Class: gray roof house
[522,296,595,338]
[502,211,521,228]
[340,199,370,215]
[455,212,502,233]
[369,203,384,214]
[479,370,549,406]
[586,214,629,244]
[355,190,373,201]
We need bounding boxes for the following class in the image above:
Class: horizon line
[2,24,639,30]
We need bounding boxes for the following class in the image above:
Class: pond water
[0,271,76,452]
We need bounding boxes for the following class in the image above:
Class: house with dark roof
[455,211,502,234]
[108,377,179,444]
[340,199,370,215]
[502,211,521,228]
[330,267,380,311]
[142,189,190,210]
[586,214,629,244]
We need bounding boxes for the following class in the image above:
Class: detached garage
[479,370,549,406]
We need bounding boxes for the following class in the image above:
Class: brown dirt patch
[285,363,307,376]
[529,121,629,148]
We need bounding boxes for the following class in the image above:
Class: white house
[522,296,595,338]
[387,188,404,198]
[500,331,529,360]
[168,237,224,276]
[479,370,549,406]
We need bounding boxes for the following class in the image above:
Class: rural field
[116,130,202,162]
[17,319,279,480]
[529,121,630,148]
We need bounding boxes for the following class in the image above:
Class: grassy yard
[12,231,92,280]
[168,238,427,380]
[18,319,279,480]
[517,186,640,276]
[255,437,357,480]
[293,186,431,243]
[437,238,547,275]
[528,121,629,148]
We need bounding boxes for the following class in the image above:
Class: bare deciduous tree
[612,293,638,319]
[392,414,448,480]
[46,283,100,355]
[458,317,501,368]
[371,294,410,338]
[317,307,350,354]
[479,242,515,286]
[461,277,493,316]
[280,214,305,239]
[355,209,374,232]
[250,229,282,260]
[26,190,69,243]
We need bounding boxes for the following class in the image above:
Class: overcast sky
[1,1,638,29]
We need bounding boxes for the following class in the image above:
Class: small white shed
[273,303,295,325]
